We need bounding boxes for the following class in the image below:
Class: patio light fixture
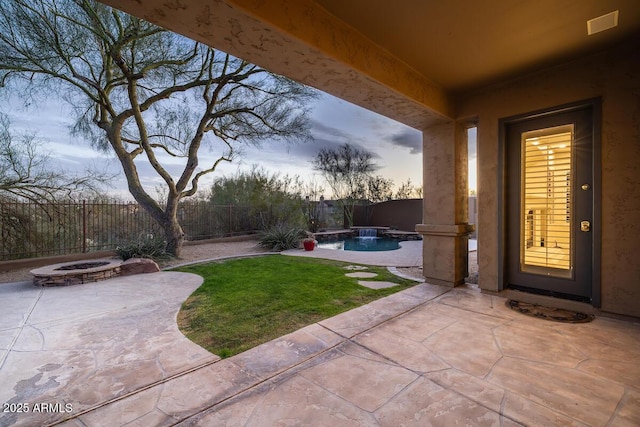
[587,10,619,35]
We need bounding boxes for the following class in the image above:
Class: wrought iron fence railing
[0,200,268,261]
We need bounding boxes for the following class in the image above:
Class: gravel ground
[0,239,268,284]
[0,241,478,284]
[159,239,268,269]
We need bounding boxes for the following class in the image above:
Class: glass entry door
[506,105,595,302]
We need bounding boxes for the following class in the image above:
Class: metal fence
[0,200,269,261]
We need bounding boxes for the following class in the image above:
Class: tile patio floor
[0,249,639,426]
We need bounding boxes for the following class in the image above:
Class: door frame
[498,98,601,307]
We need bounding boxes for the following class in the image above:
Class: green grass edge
[171,255,418,358]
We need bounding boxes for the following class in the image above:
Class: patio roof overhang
[99,0,451,130]
[100,0,640,130]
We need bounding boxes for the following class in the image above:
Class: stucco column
[416,121,474,287]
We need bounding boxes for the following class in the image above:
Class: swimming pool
[317,237,401,252]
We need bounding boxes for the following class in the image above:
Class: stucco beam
[100,0,453,129]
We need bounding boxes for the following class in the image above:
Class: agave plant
[258,224,306,251]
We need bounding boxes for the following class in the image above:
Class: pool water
[317,237,400,252]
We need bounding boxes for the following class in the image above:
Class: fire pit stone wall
[30,259,124,286]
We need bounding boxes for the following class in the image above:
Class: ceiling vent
[587,10,619,35]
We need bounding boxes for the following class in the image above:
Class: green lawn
[174,255,418,358]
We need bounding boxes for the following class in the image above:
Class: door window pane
[520,125,573,277]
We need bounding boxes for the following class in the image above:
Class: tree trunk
[163,217,184,258]
[108,130,186,258]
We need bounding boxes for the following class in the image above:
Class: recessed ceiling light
[587,10,619,35]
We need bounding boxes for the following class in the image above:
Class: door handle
[580,221,591,232]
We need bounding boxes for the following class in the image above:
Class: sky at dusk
[3,77,477,203]
[0,1,479,203]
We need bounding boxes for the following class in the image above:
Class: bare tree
[358,175,394,203]
[311,143,376,227]
[0,113,105,202]
[0,0,316,256]
[395,178,422,199]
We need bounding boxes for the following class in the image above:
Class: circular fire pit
[31,259,123,287]
[55,261,111,271]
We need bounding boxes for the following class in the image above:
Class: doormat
[506,300,594,323]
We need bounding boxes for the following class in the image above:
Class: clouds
[2,87,427,198]
[244,117,383,166]
[307,118,379,157]
[390,130,422,154]
[220,94,424,189]
[309,120,352,141]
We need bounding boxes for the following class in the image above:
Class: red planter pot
[303,240,315,251]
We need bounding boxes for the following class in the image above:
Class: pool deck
[282,240,423,267]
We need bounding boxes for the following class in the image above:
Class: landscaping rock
[345,272,378,278]
[120,258,160,275]
[357,280,399,289]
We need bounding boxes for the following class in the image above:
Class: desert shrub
[208,167,307,231]
[115,234,169,260]
[258,225,306,251]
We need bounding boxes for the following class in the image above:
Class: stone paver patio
[0,247,639,426]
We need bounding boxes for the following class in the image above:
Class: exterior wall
[371,199,423,231]
[353,199,423,231]
[456,36,640,317]
[351,205,367,228]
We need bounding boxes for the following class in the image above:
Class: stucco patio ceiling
[314,0,640,93]
[100,0,640,128]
